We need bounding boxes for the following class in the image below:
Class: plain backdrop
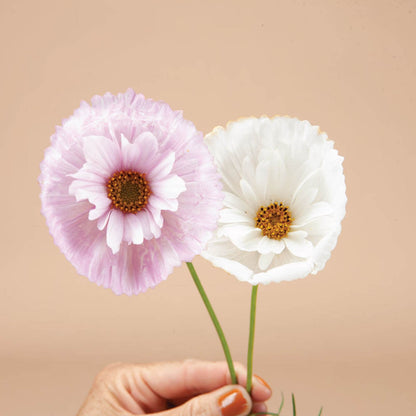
[1,1,415,415]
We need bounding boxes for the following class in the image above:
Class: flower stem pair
[186,262,258,392]
[187,262,323,416]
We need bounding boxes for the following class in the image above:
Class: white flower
[202,116,346,285]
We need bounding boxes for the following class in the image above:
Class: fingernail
[254,375,272,392]
[219,388,249,416]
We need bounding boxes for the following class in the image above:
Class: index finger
[139,360,272,402]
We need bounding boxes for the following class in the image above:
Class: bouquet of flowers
[39,89,346,415]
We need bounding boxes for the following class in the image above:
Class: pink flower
[39,89,223,295]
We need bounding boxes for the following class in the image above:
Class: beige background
[1,1,415,415]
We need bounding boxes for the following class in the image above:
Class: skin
[77,360,272,416]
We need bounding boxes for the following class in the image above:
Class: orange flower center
[255,202,293,240]
[106,170,150,213]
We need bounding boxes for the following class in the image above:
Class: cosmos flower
[39,89,222,295]
[202,116,346,285]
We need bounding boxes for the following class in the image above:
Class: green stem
[251,413,281,416]
[186,262,237,384]
[246,284,259,393]
[291,393,296,416]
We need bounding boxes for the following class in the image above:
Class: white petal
[240,178,259,206]
[241,155,256,182]
[258,252,274,271]
[202,237,258,283]
[219,208,251,225]
[311,226,341,272]
[106,210,124,254]
[291,186,318,212]
[255,160,271,203]
[290,168,321,206]
[285,231,313,258]
[257,236,285,255]
[223,192,253,215]
[220,224,262,251]
[302,216,336,239]
[252,260,314,284]
[295,201,333,226]
[268,150,288,199]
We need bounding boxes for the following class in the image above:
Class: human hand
[77,360,272,416]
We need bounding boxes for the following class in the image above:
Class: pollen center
[255,202,293,240]
[106,170,151,213]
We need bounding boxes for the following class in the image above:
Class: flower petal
[285,231,313,258]
[151,174,186,199]
[294,201,333,226]
[255,159,271,203]
[83,135,120,174]
[202,236,258,282]
[220,224,262,252]
[121,132,159,172]
[148,152,176,181]
[124,213,144,245]
[257,236,285,255]
[223,192,253,215]
[253,260,314,284]
[88,196,111,220]
[258,252,274,271]
[106,210,124,254]
[240,179,260,207]
[219,208,251,225]
[149,194,179,212]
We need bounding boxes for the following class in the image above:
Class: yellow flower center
[106,170,151,213]
[255,202,293,240]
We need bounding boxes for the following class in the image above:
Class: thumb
[163,385,252,416]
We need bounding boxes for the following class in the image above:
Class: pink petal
[106,210,124,254]
[88,197,111,220]
[124,213,144,245]
[151,174,186,199]
[82,135,120,174]
[148,152,175,181]
[148,194,178,212]
[121,132,159,172]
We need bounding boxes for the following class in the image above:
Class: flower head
[202,116,346,285]
[40,89,222,295]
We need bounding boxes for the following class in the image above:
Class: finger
[154,385,252,416]
[139,360,271,402]
[251,374,272,402]
[231,363,272,402]
[252,401,268,413]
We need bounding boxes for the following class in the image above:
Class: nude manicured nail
[254,375,272,392]
[218,388,249,416]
